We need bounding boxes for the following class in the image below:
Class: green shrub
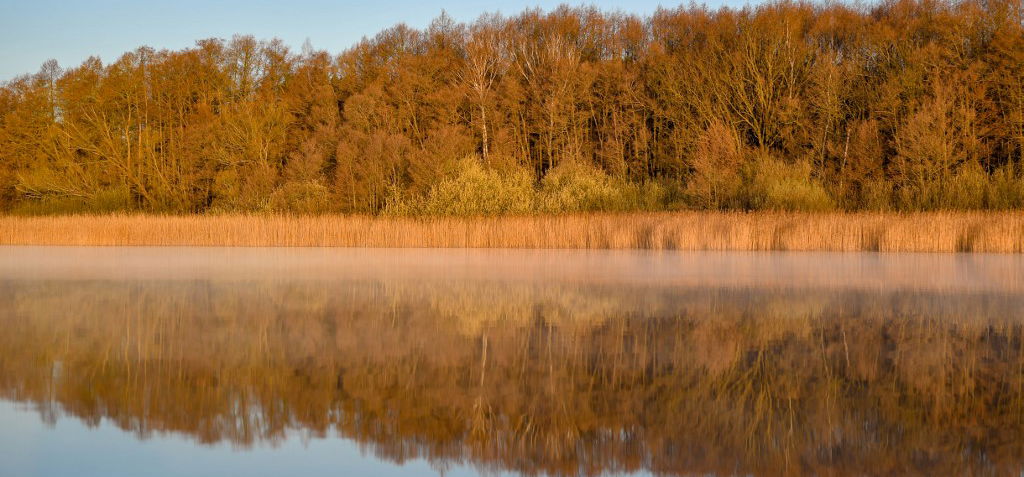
[943,165,989,210]
[893,164,1008,211]
[11,197,88,215]
[415,156,535,216]
[268,181,331,214]
[90,186,135,213]
[537,161,661,213]
[741,156,835,212]
[987,164,1024,210]
[11,185,134,215]
[860,179,894,211]
[211,164,277,212]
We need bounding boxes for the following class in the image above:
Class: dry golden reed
[1,212,1023,252]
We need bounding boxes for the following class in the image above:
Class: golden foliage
[2,1,1024,214]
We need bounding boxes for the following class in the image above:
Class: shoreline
[1,212,1022,253]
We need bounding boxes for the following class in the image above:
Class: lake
[1,247,1023,476]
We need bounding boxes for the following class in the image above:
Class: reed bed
[1,212,1023,252]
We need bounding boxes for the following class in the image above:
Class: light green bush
[416,156,535,216]
[211,164,277,212]
[741,156,835,212]
[893,163,1008,211]
[391,157,666,216]
[268,181,331,214]
[943,165,989,210]
[537,161,661,213]
[90,186,136,213]
[987,164,1024,210]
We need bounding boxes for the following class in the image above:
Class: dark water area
[1,247,1024,477]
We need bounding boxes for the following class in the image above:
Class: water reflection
[1,248,1023,476]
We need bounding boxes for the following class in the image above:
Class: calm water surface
[1,247,1024,477]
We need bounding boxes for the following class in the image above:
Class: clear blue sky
[0,0,749,81]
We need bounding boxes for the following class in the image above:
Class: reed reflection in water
[1,247,1023,477]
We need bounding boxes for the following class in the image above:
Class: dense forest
[1,0,1022,215]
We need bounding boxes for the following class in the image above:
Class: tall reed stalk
[1,212,1022,252]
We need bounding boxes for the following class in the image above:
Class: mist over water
[1,247,1023,476]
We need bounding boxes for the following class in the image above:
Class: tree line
[1,0,1022,215]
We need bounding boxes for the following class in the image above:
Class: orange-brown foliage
[3,278,1023,476]
[1,1,1023,214]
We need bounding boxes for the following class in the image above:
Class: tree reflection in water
[1,278,1023,476]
